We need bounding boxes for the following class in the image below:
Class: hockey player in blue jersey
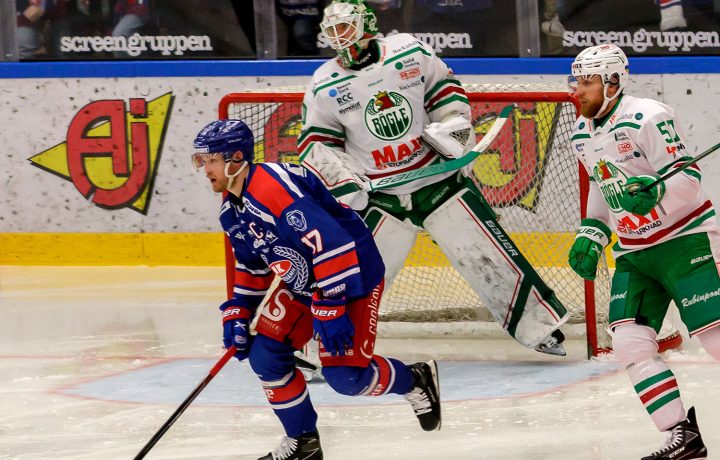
[192,119,441,460]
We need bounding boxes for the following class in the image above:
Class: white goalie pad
[424,190,569,347]
[301,142,369,210]
[421,115,475,159]
[364,206,417,286]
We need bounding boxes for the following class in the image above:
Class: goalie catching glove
[421,115,475,159]
[220,299,253,361]
[311,292,354,356]
[619,175,666,216]
[568,218,611,280]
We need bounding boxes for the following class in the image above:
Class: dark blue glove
[219,299,253,361]
[311,292,354,357]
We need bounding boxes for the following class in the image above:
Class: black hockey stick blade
[134,346,237,460]
[294,354,318,371]
[637,141,720,193]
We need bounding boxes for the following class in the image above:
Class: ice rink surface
[1,266,719,460]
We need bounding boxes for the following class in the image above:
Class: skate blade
[427,360,441,431]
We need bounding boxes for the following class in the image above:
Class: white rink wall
[2,73,719,235]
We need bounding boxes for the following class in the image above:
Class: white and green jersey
[571,94,717,256]
[299,33,471,195]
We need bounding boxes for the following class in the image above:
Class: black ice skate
[642,407,707,460]
[404,360,441,431]
[258,430,323,460]
[535,329,567,357]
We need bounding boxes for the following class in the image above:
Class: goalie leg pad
[613,324,686,431]
[363,206,417,287]
[423,189,569,347]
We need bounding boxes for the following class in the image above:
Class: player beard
[580,98,604,119]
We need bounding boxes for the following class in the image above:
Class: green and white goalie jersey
[570,94,718,255]
[299,33,471,195]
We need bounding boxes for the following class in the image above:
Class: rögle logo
[364,90,413,141]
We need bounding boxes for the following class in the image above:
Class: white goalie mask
[569,44,629,117]
[320,0,379,67]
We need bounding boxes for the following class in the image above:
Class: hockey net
[219,84,613,356]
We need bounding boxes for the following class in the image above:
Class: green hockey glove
[619,175,666,216]
[568,218,612,280]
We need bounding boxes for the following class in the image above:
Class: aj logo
[28,93,173,214]
[472,103,555,210]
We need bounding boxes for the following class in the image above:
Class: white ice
[1,266,718,460]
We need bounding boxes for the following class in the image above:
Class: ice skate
[641,407,707,460]
[258,430,323,460]
[535,329,567,356]
[404,360,441,431]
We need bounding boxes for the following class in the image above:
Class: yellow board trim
[0,233,226,266]
[0,232,616,268]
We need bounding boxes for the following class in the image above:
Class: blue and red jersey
[220,162,384,311]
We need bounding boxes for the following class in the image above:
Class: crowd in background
[13,0,720,60]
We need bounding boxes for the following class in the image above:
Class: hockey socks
[261,368,318,438]
[628,358,686,431]
[322,355,413,397]
[363,356,413,396]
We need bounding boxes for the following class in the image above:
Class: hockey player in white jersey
[568,43,720,459]
[295,0,569,374]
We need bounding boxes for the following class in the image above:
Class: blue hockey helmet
[192,119,254,170]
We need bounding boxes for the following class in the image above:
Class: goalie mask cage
[218,84,612,357]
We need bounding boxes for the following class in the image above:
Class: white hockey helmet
[320,0,379,68]
[570,44,629,116]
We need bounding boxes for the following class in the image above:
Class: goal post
[218,84,613,357]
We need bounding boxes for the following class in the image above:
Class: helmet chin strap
[225,160,248,192]
[593,83,621,118]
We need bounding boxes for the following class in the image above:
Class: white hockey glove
[302,142,369,211]
[421,115,475,159]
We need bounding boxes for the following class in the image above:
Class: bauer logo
[28,93,173,214]
[364,91,413,141]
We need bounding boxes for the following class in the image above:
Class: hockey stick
[134,346,237,460]
[367,104,514,192]
[636,141,720,194]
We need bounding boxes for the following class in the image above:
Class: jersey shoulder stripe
[379,33,431,65]
[246,165,297,218]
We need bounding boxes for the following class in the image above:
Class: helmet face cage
[321,0,378,67]
[322,3,365,50]
[192,119,254,171]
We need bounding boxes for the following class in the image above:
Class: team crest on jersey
[593,160,629,212]
[270,246,309,291]
[364,91,413,141]
[286,210,307,231]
